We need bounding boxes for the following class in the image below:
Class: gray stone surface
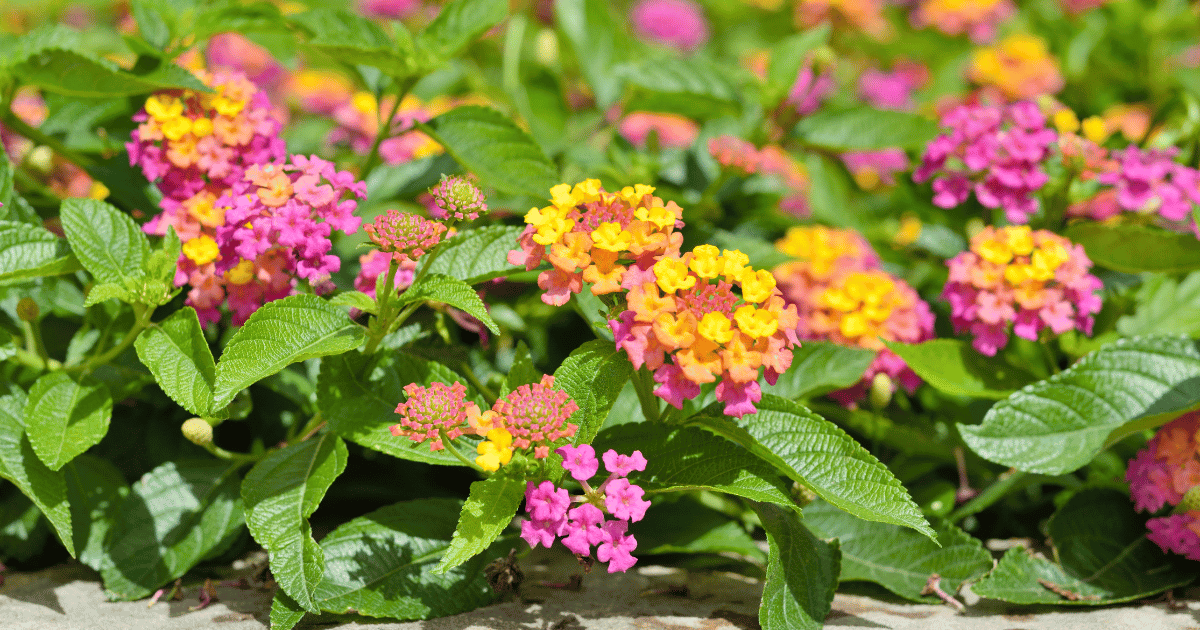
[1,551,1197,630]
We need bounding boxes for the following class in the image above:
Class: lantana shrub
[1,0,1199,628]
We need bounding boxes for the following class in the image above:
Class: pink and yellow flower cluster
[611,245,801,418]
[968,34,1064,101]
[943,226,1102,356]
[1127,413,1200,561]
[507,180,685,306]
[909,0,1015,43]
[773,226,934,405]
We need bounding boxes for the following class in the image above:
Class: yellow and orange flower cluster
[968,34,1064,101]
[772,225,880,285]
[611,245,800,418]
[508,180,685,305]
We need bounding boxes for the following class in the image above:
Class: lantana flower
[1127,413,1200,561]
[942,226,1102,356]
[610,245,801,418]
[968,34,1065,101]
[908,0,1015,43]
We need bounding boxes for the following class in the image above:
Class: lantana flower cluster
[908,0,1015,43]
[629,0,710,53]
[1095,146,1200,227]
[914,101,1057,224]
[1127,413,1200,561]
[618,112,700,150]
[611,245,801,418]
[943,226,1102,356]
[709,137,812,217]
[390,375,579,469]
[328,92,448,164]
[772,226,934,405]
[507,180,685,306]
[968,34,1064,101]
[794,0,890,41]
[522,444,649,573]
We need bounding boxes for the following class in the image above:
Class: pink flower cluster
[1127,413,1200,561]
[365,209,448,263]
[708,138,811,217]
[914,101,1057,224]
[841,149,910,190]
[522,444,649,573]
[858,61,929,111]
[630,0,710,53]
[618,112,700,150]
[942,226,1102,356]
[327,93,447,164]
[1096,146,1200,225]
[494,375,581,458]
[428,174,489,221]
[391,381,471,451]
[354,250,415,300]
[787,65,835,117]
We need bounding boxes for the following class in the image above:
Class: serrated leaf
[329,290,377,315]
[0,220,71,284]
[270,590,306,630]
[319,351,467,467]
[290,9,413,75]
[795,107,939,151]
[0,393,74,557]
[145,227,181,283]
[959,335,1200,475]
[693,395,935,540]
[23,372,112,471]
[803,499,991,601]
[416,0,506,66]
[420,106,558,198]
[1065,222,1200,273]
[243,434,348,612]
[395,273,500,334]
[83,283,130,307]
[765,26,830,103]
[884,339,1037,400]
[433,471,524,574]
[592,423,797,508]
[500,341,541,396]
[765,341,874,400]
[59,199,150,284]
[424,225,524,285]
[553,0,628,108]
[315,498,501,617]
[134,307,216,417]
[100,460,244,600]
[1117,272,1200,337]
[632,496,765,560]
[211,294,366,409]
[754,502,840,630]
[553,339,633,445]
[63,455,128,572]
[973,488,1195,604]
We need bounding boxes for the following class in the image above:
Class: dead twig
[921,573,965,612]
[1037,578,1100,602]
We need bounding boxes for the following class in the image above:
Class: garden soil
[1,549,1197,630]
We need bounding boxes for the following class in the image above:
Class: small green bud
[182,418,214,446]
[869,373,894,411]
[16,298,39,322]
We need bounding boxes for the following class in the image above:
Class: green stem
[22,319,48,364]
[11,346,61,371]
[363,243,447,354]
[1040,339,1060,375]
[360,75,420,177]
[363,259,401,355]
[460,362,498,406]
[201,441,258,463]
[631,367,661,422]
[287,413,325,445]
[69,303,154,373]
[439,428,484,473]
[1,107,94,168]
[946,470,1027,524]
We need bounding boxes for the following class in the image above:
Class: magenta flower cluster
[1097,146,1200,225]
[521,445,649,573]
[1127,413,1200,561]
[215,156,364,284]
[629,0,710,53]
[914,101,1057,224]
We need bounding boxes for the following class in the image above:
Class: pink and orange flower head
[365,209,448,264]
[909,0,1015,43]
[508,180,685,306]
[969,34,1065,101]
[619,112,700,150]
[491,375,579,459]
[610,245,801,418]
[391,381,475,451]
[942,226,1102,356]
[1127,412,1200,561]
[772,225,880,294]
[428,173,489,221]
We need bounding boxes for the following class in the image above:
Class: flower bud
[869,373,894,411]
[429,174,488,221]
[16,298,39,322]
[182,418,214,446]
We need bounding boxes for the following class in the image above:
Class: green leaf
[1117,272,1200,338]
[765,26,830,103]
[420,106,558,198]
[424,225,524,285]
[145,227,181,283]
[0,492,49,562]
[795,107,939,151]
[130,0,174,49]
[593,423,797,508]
[100,460,244,600]
[693,395,934,540]
[803,499,991,601]
[319,351,469,467]
[314,498,501,618]
[193,1,289,39]
[135,307,216,417]
[82,283,131,307]
[329,290,377,315]
[269,591,306,630]
[765,341,874,400]
[1065,222,1200,273]
[289,9,413,76]
[884,339,1037,399]
[500,341,541,396]
[0,220,74,284]
[23,372,112,471]
[212,294,365,409]
[243,433,348,612]
[0,393,74,557]
[622,57,739,116]
[0,152,14,214]
[63,454,128,573]
[59,199,151,284]
[631,496,765,560]
[416,0,506,66]
[553,339,633,445]
[395,273,500,334]
[973,488,1195,604]
[553,0,628,108]
[753,502,840,630]
[433,471,524,574]
[959,335,1200,475]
